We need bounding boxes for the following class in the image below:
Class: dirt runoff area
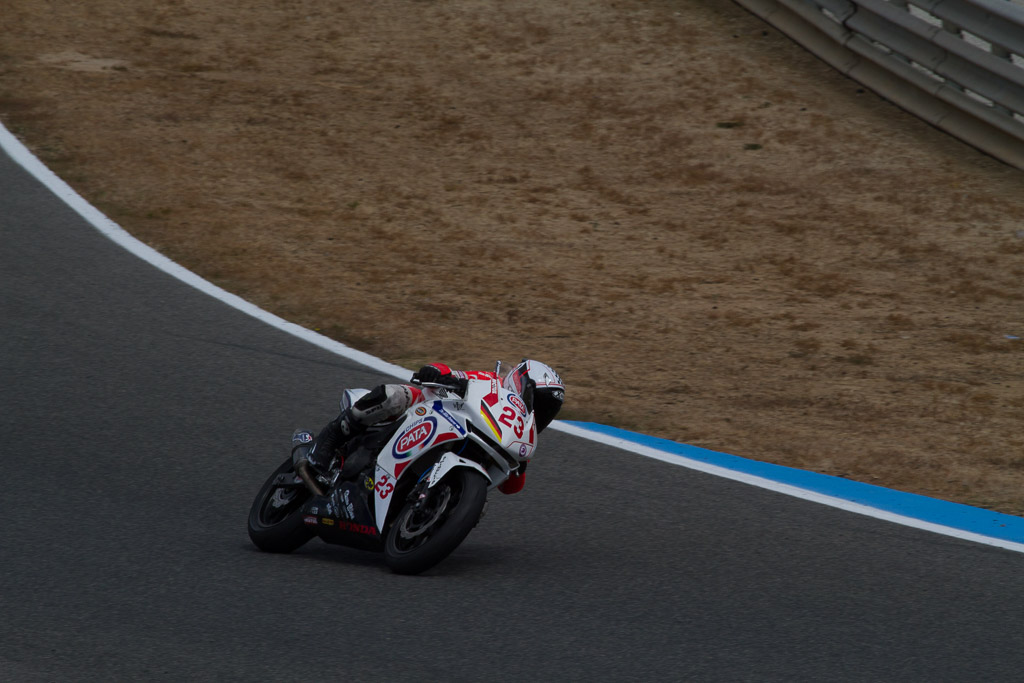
[3,0,1023,513]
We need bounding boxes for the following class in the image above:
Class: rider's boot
[305,409,361,477]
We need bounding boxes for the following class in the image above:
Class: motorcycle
[247,365,538,574]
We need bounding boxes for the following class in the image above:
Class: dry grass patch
[4,0,1024,514]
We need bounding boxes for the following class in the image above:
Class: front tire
[384,468,488,575]
[247,457,316,553]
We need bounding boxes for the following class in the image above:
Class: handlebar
[410,378,469,396]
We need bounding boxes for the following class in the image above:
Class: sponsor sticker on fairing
[303,515,318,526]
[482,379,500,407]
[392,417,437,459]
[507,393,527,416]
[432,401,466,434]
[375,472,394,500]
[340,489,355,519]
[337,520,379,537]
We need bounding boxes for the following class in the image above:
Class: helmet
[502,359,565,433]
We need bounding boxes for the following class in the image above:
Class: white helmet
[502,359,565,432]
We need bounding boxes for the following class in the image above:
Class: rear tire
[384,468,488,575]
[247,457,316,553]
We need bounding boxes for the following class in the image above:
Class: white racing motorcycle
[247,365,538,574]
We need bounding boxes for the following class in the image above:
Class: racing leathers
[305,363,527,494]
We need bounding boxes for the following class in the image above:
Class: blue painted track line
[563,421,1024,547]
[4,119,1021,554]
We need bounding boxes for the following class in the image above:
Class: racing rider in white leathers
[302,360,564,495]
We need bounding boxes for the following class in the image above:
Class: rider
[302,360,565,494]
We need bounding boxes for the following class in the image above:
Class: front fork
[406,462,488,522]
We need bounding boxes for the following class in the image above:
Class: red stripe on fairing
[483,378,500,407]
[394,461,411,478]
[462,370,498,380]
[433,432,460,445]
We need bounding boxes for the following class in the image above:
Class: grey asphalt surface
[3,145,1024,682]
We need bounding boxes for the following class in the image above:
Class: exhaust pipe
[291,430,325,496]
[294,458,326,497]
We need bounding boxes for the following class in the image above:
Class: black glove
[412,364,446,384]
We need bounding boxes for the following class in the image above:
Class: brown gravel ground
[3,0,1023,513]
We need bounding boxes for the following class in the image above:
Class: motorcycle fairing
[303,481,382,551]
[426,452,490,489]
[431,400,466,436]
[370,381,538,531]
[474,384,538,461]
[373,463,398,532]
[375,396,471,481]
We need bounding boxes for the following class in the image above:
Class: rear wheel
[384,468,488,575]
[247,457,316,553]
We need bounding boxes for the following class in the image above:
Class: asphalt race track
[3,144,1024,682]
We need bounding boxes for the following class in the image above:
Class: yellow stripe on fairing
[480,406,502,441]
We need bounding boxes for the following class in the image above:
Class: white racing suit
[305,364,527,494]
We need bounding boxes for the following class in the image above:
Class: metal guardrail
[733,0,1024,169]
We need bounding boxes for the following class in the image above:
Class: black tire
[247,457,316,553]
[384,468,488,575]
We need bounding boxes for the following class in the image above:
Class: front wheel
[247,457,316,553]
[384,468,488,575]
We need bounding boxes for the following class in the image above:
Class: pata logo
[394,418,436,457]
[508,394,527,415]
